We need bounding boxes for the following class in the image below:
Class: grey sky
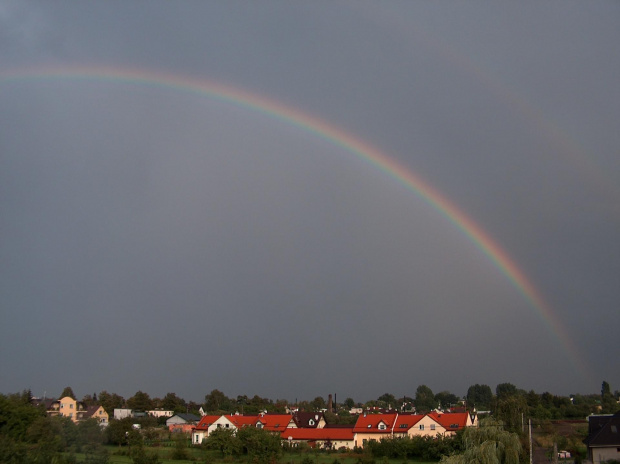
[0,1,618,404]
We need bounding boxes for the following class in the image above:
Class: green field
[71,446,437,464]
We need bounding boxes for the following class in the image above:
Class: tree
[440,418,521,464]
[205,389,232,413]
[161,392,186,413]
[344,397,355,409]
[105,417,133,447]
[494,396,529,434]
[414,385,437,413]
[435,391,460,409]
[237,426,282,464]
[496,383,518,401]
[98,391,125,415]
[205,427,241,456]
[377,393,397,408]
[60,386,77,400]
[126,391,153,411]
[311,396,326,411]
[466,384,493,411]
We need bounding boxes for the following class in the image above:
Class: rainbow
[0,65,590,376]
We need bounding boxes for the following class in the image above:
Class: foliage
[127,391,155,411]
[98,391,125,415]
[377,393,397,409]
[237,426,282,464]
[169,433,191,460]
[440,418,521,464]
[61,386,77,400]
[495,383,518,401]
[205,389,233,414]
[435,391,461,409]
[161,392,187,413]
[368,434,462,461]
[466,384,493,411]
[105,417,134,446]
[494,396,529,435]
[414,385,437,413]
[204,427,242,457]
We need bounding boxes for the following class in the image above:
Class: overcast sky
[1,1,618,404]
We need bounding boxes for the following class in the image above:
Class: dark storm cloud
[0,0,618,403]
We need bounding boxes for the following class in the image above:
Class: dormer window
[378,423,386,430]
[309,419,315,426]
[367,424,371,428]
[399,424,408,428]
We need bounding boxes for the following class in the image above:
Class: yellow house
[46,396,108,424]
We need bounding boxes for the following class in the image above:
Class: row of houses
[192,410,478,449]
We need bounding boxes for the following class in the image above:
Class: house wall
[354,432,390,448]
[591,447,620,464]
[90,406,109,425]
[114,409,133,420]
[407,416,446,437]
[58,397,80,422]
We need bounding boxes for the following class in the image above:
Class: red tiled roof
[226,414,258,428]
[393,414,424,431]
[195,415,224,430]
[281,428,354,441]
[255,414,292,432]
[353,413,398,433]
[427,412,470,431]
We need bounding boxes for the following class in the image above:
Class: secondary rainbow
[0,65,590,376]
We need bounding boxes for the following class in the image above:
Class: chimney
[328,394,333,413]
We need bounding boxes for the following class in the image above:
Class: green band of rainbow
[0,65,590,378]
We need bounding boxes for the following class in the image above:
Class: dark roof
[293,412,323,428]
[173,413,201,422]
[585,412,620,447]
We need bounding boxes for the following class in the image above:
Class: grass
[76,446,437,464]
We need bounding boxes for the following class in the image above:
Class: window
[419,425,424,430]
[399,424,408,428]
[70,404,73,409]
[430,424,435,430]
[367,424,371,428]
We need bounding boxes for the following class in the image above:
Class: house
[393,414,446,438]
[192,415,237,444]
[353,412,398,447]
[81,405,109,426]
[167,413,201,433]
[584,412,620,464]
[148,409,174,418]
[427,411,477,435]
[114,408,134,420]
[282,427,355,450]
[254,413,293,432]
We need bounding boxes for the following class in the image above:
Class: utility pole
[529,419,533,464]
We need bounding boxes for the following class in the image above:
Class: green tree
[237,426,282,464]
[311,396,326,411]
[60,386,77,400]
[494,396,528,434]
[205,427,241,456]
[161,392,187,413]
[126,391,154,411]
[377,393,397,408]
[440,418,521,464]
[344,397,355,409]
[205,389,232,413]
[414,385,437,413]
[98,391,124,414]
[496,383,518,401]
[435,391,460,409]
[105,417,133,447]
[466,384,493,411]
